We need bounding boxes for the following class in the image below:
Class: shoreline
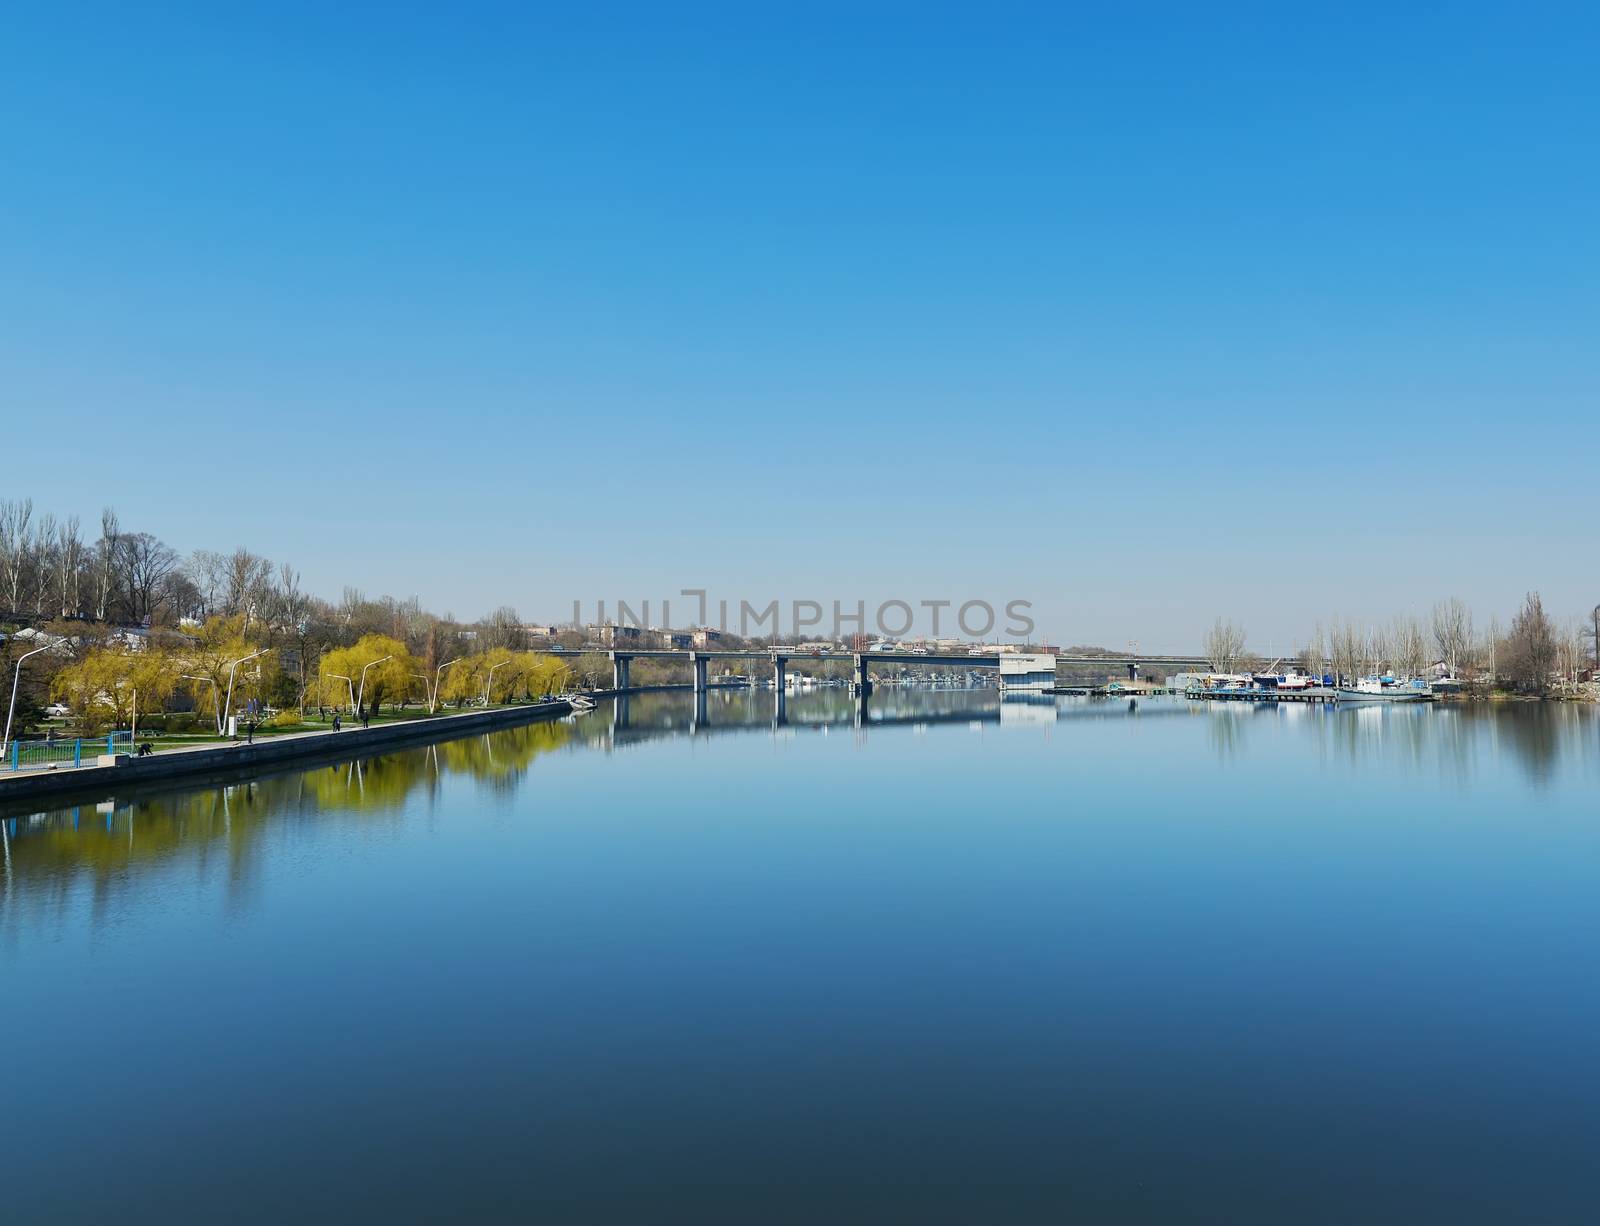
[0,698,576,808]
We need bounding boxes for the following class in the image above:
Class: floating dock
[1187,686,1341,704]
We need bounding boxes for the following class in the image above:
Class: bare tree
[1204,618,1247,672]
[224,548,273,628]
[186,550,230,619]
[1503,592,1556,695]
[118,533,178,623]
[1430,597,1473,678]
[1392,615,1427,680]
[30,512,57,616]
[481,606,526,651]
[1330,619,1366,685]
[56,514,82,617]
[1554,616,1587,685]
[95,507,120,620]
[0,497,32,614]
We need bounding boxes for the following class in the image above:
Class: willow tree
[319,634,416,715]
[52,646,178,735]
[176,615,271,733]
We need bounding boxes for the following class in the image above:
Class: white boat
[1335,676,1432,703]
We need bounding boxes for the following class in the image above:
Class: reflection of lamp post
[3,641,60,757]
[356,655,392,717]
[223,649,270,734]
[484,659,510,706]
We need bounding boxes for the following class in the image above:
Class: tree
[480,607,526,651]
[1554,617,1587,686]
[319,634,416,714]
[1204,618,1246,673]
[0,497,33,613]
[118,533,178,623]
[1502,592,1556,695]
[1392,616,1428,680]
[1430,598,1473,678]
[1330,619,1367,685]
[51,645,178,734]
[94,507,120,620]
[55,514,82,617]
[572,651,613,690]
[178,616,268,732]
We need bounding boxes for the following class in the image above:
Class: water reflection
[1,719,573,912]
[4,694,1596,907]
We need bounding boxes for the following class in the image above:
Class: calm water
[5,691,1600,1223]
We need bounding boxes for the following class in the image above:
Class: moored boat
[1335,676,1434,703]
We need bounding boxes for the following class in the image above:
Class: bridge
[605,648,1213,692]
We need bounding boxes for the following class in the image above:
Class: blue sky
[3,2,1596,648]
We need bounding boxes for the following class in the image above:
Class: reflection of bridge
[602,688,1198,744]
[607,649,1212,692]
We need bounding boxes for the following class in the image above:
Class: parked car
[45,702,71,718]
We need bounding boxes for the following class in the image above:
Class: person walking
[361,709,370,730]
[333,713,342,732]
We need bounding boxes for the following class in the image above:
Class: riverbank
[0,698,573,806]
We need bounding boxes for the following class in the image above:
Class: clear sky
[4,2,1596,649]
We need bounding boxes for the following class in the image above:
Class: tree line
[1204,593,1595,696]
[0,497,579,736]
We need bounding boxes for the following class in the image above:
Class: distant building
[522,624,559,640]
[999,653,1056,691]
[593,623,645,647]
[661,631,694,649]
[691,628,724,649]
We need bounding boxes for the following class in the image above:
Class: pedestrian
[246,721,254,744]
[361,709,370,730]
[333,713,342,732]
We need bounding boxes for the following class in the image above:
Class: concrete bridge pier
[611,654,631,691]
[773,656,787,692]
[852,654,872,694]
[690,653,710,693]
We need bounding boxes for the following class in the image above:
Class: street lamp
[3,639,64,757]
[325,672,356,713]
[432,658,459,714]
[222,649,270,735]
[484,659,510,706]
[356,654,392,717]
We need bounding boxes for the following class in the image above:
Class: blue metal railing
[8,730,134,771]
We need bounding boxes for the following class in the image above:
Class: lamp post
[325,673,355,714]
[222,649,270,735]
[484,659,510,706]
[431,658,459,714]
[3,640,62,757]
[356,654,392,718]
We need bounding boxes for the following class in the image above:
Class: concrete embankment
[0,699,573,807]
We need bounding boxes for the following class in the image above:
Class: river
[4,691,1599,1223]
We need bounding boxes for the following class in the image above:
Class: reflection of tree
[0,719,572,910]
[1495,703,1564,787]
